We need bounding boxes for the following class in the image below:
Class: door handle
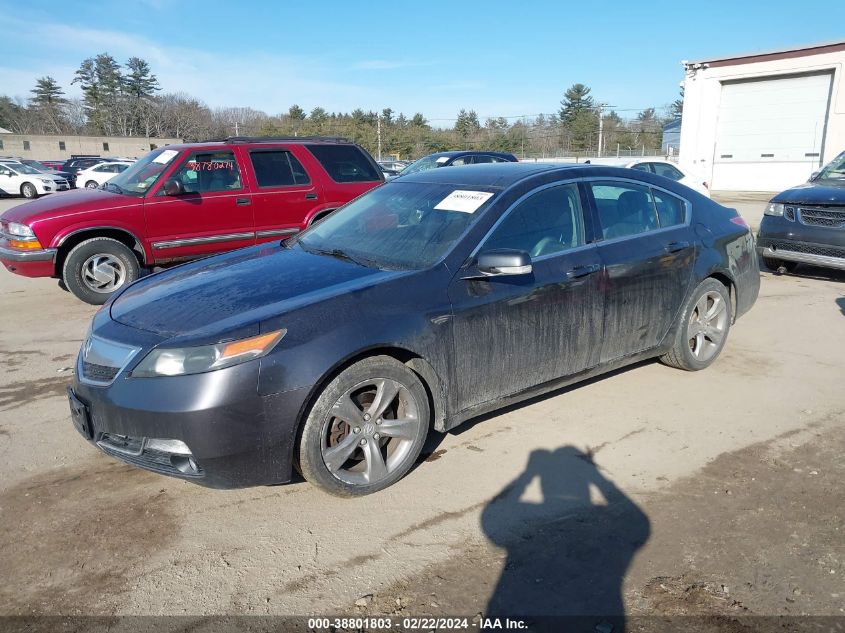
[305,193,318,200]
[664,241,690,253]
[566,263,601,279]
[236,197,251,206]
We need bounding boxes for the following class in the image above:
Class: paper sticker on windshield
[153,149,179,164]
[435,156,450,164]
[434,190,494,213]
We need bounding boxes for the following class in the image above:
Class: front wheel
[661,278,731,371]
[20,182,38,199]
[298,356,430,496]
[62,237,140,305]
[85,180,99,189]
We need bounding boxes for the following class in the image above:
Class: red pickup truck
[0,137,384,304]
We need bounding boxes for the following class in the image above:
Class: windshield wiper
[301,244,379,268]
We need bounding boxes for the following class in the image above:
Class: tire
[85,180,99,189]
[762,257,798,273]
[62,237,140,305]
[660,278,731,371]
[298,355,430,496]
[20,182,38,199]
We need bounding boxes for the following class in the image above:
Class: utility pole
[377,114,382,160]
[234,120,239,136]
[596,103,614,158]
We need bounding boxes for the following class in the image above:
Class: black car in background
[399,150,518,176]
[68,163,759,496]
[757,150,845,273]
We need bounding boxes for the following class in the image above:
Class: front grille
[766,240,845,259]
[784,206,795,221]
[98,433,143,455]
[82,361,119,382]
[798,206,845,228]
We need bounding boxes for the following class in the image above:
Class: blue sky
[1,0,844,124]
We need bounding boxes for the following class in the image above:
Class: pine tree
[125,57,160,99]
[559,83,594,124]
[30,77,66,106]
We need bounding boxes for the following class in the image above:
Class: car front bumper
[0,243,57,277]
[69,348,311,489]
[757,215,845,271]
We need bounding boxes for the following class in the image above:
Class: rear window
[250,150,311,187]
[306,145,381,183]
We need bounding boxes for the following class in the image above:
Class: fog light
[171,454,200,474]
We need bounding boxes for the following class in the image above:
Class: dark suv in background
[757,150,845,273]
[0,136,384,303]
[399,150,518,176]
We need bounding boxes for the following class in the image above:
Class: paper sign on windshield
[435,156,450,164]
[153,149,179,164]
[434,190,494,213]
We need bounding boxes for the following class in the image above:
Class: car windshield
[106,148,180,196]
[400,155,450,176]
[22,160,48,170]
[814,152,845,182]
[295,182,497,270]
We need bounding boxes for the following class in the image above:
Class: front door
[585,180,695,363]
[144,149,255,261]
[448,182,604,412]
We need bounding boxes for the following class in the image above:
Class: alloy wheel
[687,291,728,362]
[81,254,127,293]
[321,377,422,486]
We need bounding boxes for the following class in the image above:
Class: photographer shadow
[481,446,650,629]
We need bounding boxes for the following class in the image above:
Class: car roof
[425,150,517,160]
[395,161,596,187]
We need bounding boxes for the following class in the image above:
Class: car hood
[772,180,845,205]
[0,187,135,224]
[110,242,406,339]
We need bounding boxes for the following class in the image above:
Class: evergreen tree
[125,57,160,99]
[559,83,594,124]
[30,77,66,106]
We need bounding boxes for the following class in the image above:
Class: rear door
[303,144,383,218]
[448,182,604,411]
[585,180,695,363]
[143,148,255,261]
[246,147,323,242]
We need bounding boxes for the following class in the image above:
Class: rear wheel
[62,237,140,305]
[661,278,731,371]
[763,257,798,274]
[298,356,430,496]
[20,182,38,199]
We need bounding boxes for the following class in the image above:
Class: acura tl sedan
[69,163,759,496]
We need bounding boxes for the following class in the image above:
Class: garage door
[712,72,833,191]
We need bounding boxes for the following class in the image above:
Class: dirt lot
[0,195,843,626]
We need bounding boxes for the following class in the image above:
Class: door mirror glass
[163,178,186,196]
[477,249,533,276]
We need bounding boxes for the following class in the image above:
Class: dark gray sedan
[68,163,759,496]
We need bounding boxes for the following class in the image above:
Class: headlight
[40,178,52,184]
[764,202,784,217]
[6,222,36,239]
[131,329,286,377]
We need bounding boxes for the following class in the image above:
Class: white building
[679,40,845,193]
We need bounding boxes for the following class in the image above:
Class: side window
[449,156,470,166]
[483,184,584,257]
[652,189,686,227]
[472,155,495,164]
[115,164,130,172]
[250,150,311,187]
[650,163,683,180]
[631,163,651,172]
[173,151,242,193]
[590,182,658,240]
[306,145,381,182]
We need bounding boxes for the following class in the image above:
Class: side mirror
[809,169,820,181]
[476,249,533,277]
[163,179,185,196]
